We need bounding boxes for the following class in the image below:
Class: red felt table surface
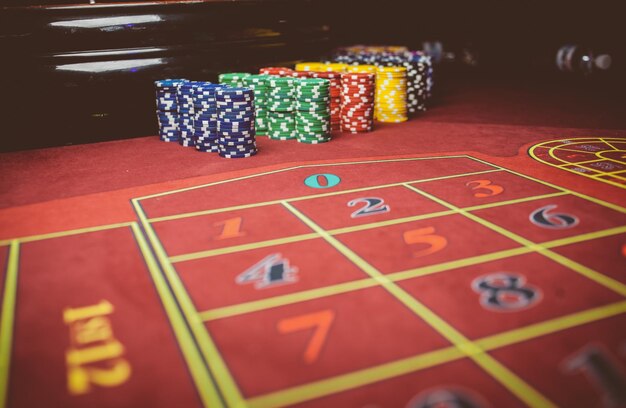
[0,81,625,408]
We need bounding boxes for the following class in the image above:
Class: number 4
[277,310,335,364]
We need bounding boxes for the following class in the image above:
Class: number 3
[466,179,504,198]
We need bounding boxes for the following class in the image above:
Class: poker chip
[259,67,294,77]
[243,75,270,136]
[215,86,258,158]
[375,66,408,123]
[294,78,331,143]
[154,78,187,142]
[294,62,326,72]
[306,71,342,131]
[267,77,296,140]
[340,72,375,133]
[218,72,251,88]
[191,82,224,152]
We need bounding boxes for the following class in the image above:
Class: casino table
[0,79,625,408]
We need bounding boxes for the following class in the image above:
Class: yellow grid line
[0,222,133,247]
[132,199,244,407]
[136,155,474,201]
[592,169,626,178]
[477,300,626,351]
[529,138,626,190]
[599,138,620,151]
[558,158,603,167]
[169,192,566,264]
[247,299,626,407]
[405,184,626,297]
[281,201,556,408]
[148,169,503,223]
[246,346,464,408]
[198,224,626,322]
[129,223,225,408]
[0,241,19,408]
[170,233,320,264]
[468,155,626,213]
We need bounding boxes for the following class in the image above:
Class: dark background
[1,0,624,151]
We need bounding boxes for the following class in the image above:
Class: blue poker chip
[219,145,257,153]
[158,115,178,121]
[219,147,258,156]
[218,117,254,125]
[218,111,255,118]
[218,127,254,134]
[218,150,258,159]
[157,106,177,112]
[196,146,219,153]
[157,78,187,86]
[218,135,255,143]
[218,136,255,144]
[216,87,254,97]
[218,121,254,128]
[219,138,257,146]
[215,98,253,104]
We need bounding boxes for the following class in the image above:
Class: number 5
[403,227,447,258]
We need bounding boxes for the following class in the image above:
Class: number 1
[214,217,246,240]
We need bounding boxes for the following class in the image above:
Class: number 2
[348,197,390,218]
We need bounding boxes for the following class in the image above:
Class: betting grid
[132,155,626,408]
[529,137,626,190]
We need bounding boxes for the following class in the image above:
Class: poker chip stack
[340,72,375,133]
[176,80,196,147]
[295,78,331,143]
[423,55,434,99]
[308,71,342,131]
[401,59,424,115]
[375,66,408,123]
[267,77,296,140]
[218,72,251,88]
[216,87,258,158]
[242,75,270,136]
[155,79,185,142]
[259,67,294,77]
[192,82,222,152]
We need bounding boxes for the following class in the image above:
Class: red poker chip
[292,71,315,78]
[342,117,373,123]
[260,67,294,76]
[341,115,371,119]
[311,71,342,79]
[342,105,374,112]
[342,122,372,128]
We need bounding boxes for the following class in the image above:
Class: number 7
[277,310,335,364]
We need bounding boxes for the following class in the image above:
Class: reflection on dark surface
[0,0,333,151]
[0,0,624,151]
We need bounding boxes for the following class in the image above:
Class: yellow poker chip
[323,63,348,72]
[347,65,377,74]
[375,65,408,123]
[295,62,326,72]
